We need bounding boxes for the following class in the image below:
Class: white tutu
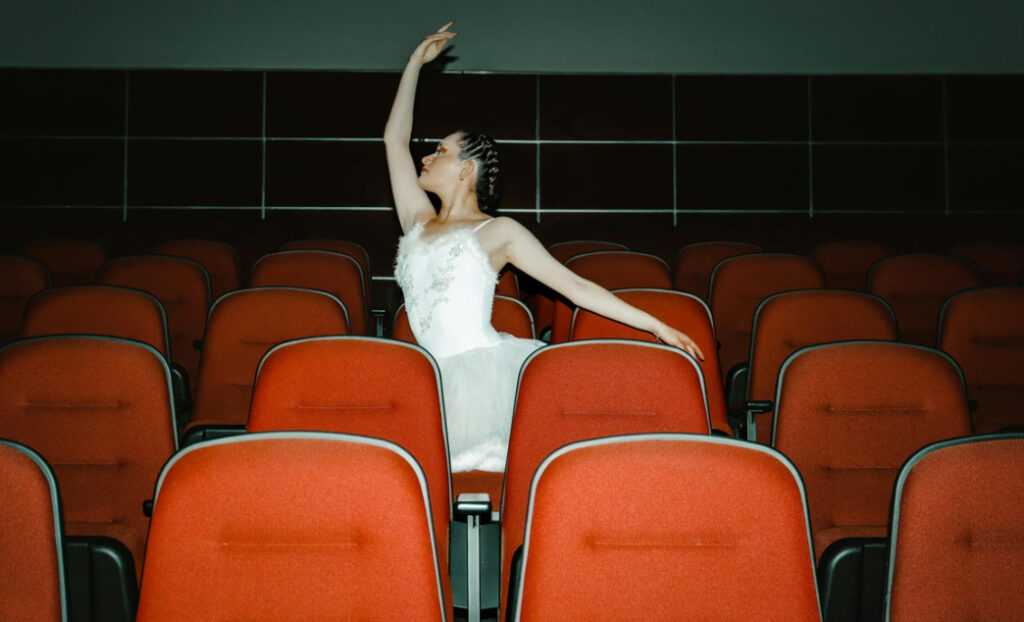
[395,218,545,473]
[436,333,544,472]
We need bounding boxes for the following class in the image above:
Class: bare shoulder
[485,216,533,241]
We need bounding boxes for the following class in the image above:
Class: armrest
[745,400,772,414]
[455,493,492,523]
[65,536,138,622]
[370,308,388,337]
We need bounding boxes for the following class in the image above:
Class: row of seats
[7,278,1019,441]
[4,428,1021,621]
[12,236,1021,294]
[0,333,1019,619]
[5,237,1022,343]
[6,239,1020,376]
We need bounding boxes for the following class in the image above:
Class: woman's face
[418,132,465,193]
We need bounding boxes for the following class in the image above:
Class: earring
[459,175,464,182]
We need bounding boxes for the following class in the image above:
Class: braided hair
[456,131,501,212]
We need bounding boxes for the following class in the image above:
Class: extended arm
[383,22,457,232]
[496,219,705,360]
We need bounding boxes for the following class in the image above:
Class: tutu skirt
[437,333,544,472]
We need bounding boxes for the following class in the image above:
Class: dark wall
[2,68,1022,282]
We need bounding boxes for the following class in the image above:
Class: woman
[386,21,705,472]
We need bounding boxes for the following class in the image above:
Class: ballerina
[386,21,705,473]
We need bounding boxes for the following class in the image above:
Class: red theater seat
[281,239,373,304]
[949,241,1024,286]
[96,255,211,391]
[939,286,1024,434]
[247,336,453,609]
[570,288,730,435]
[187,288,348,431]
[0,440,65,622]
[22,284,170,360]
[773,341,971,558]
[500,341,711,615]
[251,250,369,335]
[136,433,445,621]
[885,434,1024,622]
[511,435,822,621]
[531,240,627,336]
[0,254,51,346]
[551,250,672,343]
[809,240,893,291]
[745,289,898,443]
[21,238,105,287]
[709,253,826,385]
[0,335,178,579]
[867,254,982,347]
[151,239,241,300]
[674,240,761,300]
[496,270,520,299]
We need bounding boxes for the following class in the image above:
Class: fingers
[423,33,457,43]
[690,342,706,361]
[437,20,454,33]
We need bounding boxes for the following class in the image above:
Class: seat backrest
[571,288,729,434]
[938,286,1024,434]
[251,250,368,335]
[392,294,535,343]
[136,432,445,622]
[496,270,520,299]
[809,240,893,291]
[0,440,66,622]
[673,240,761,299]
[532,241,628,335]
[772,341,972,558]
[747,289,898,444]
[189,288,349,429]
[0,335,178,579]
[709,253,826,379]
[513,434,821,622]
[96,255,211,389]
[281,239,372,297]
[885,434,1024,622]
[21,239,105,286]
[547,240,628,264]
[501,341,711,612]
[247,336,452,600]
[949,241,1024,286]
[22,285,170,360]
[552,251,672,343]
[867,254,982,346]
[151,239,241,300]
[0,254,51,346]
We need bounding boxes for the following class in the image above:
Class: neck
[436,187,483,223]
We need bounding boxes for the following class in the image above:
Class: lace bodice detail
[395,220,501,358]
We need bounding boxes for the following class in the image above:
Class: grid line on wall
[941,76,951,216]
[122,70,130,223]
[807,76,814,219]
[535,74,541,224]
[671,76,678,227]
[1,70,1022,216]
[260,70,267,219]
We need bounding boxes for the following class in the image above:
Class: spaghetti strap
[472,218,496,233]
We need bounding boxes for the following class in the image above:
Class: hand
[654,323,706,362]
[410,21,457,66]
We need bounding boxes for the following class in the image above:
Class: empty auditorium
[1,2,1022,621]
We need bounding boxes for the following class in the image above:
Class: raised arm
[384,21,457,232]
[491,218,705,361]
